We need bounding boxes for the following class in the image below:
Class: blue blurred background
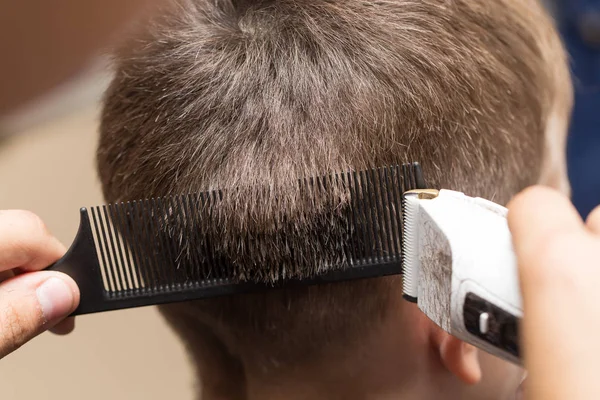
[549,0,600,217]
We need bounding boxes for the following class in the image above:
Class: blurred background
[548,0,600,217]
[0,1,599,399]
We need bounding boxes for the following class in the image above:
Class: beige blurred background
[0,66,194,400]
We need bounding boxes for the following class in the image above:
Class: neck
[242,299,464,400]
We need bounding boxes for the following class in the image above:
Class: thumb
[507,185,584,273]
[507,186,599,400]
[0,271,79,359]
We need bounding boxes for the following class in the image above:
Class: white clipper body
[402,189,522,365]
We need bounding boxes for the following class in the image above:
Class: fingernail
[36,278,74,322]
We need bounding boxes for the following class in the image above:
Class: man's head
[98,0,572,398]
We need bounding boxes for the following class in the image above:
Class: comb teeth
[48,163,427,315]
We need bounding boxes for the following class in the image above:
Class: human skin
[0,0,160,360]
[509,185,600,400]
[2,3,600,399]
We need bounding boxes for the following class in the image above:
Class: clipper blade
[401,189,439,303]
[401,193,420,302]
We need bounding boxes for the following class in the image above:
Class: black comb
[46,163,426,315]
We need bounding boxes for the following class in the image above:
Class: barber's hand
[508,186,600,400]
[0,210,79,359]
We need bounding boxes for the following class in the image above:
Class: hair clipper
[401,189,522,365]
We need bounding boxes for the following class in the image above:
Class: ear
[435,330,482,385]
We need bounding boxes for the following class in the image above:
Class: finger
[49,318,76,335]
[0,210,66,271]
[508,187,595,400]
[585,204,600,235]
[507,185,584,272]
[0,271,79,359]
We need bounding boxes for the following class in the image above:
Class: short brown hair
[98,0,570,380]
